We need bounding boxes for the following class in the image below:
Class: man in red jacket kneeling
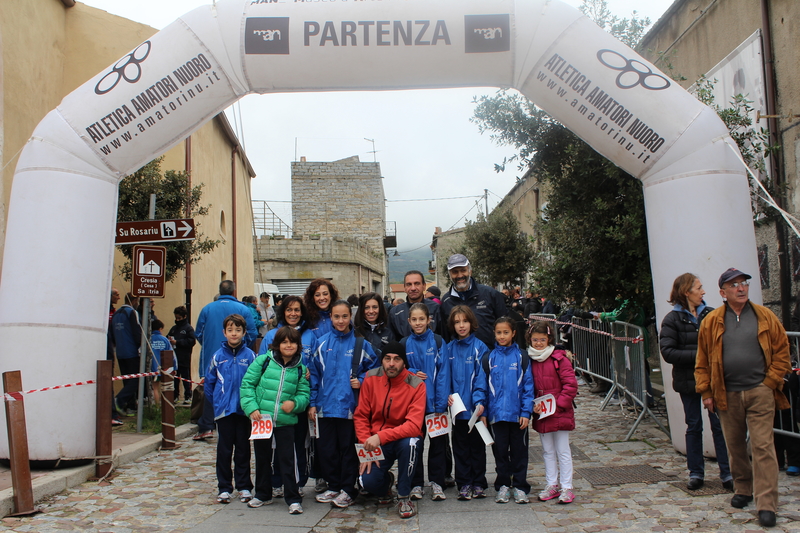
[354,341,426,519]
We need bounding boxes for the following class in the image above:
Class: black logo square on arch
[245,17,290,55]
[465,14,510,54]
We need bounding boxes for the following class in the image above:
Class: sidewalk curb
[0,423,196,517]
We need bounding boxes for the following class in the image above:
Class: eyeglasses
[726,280,750,289]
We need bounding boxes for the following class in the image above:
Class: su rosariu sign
[0,0,756,459]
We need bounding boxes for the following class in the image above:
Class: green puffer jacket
[240,351,310,427]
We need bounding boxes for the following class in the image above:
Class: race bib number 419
[425,413,451,437]
[355,444,385,463]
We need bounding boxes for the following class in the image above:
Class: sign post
[132,245,166,298]
[116,219,195,245]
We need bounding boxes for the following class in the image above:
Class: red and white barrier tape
[527,316,644,344]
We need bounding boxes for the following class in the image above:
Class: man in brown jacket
[695,268,791,528]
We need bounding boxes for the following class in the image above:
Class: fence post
[2,371,35,515]
[161,350,178,450]
[96,360,113,479]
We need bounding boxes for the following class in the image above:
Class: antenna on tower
[364,138,377,162]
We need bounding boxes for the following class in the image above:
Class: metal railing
[251,200,292,239]
[775,332,800,440]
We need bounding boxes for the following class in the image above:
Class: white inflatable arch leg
[0,0,752,459]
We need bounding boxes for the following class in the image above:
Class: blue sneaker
[787,466,800,476]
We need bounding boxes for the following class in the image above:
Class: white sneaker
[410,486,424,500]
[216,491,232,504]
[332,490,354,508]
[513,488,529,504]
[315,489,339,503]
[273,486,284,498]
[288,503,303,514]
[247,497,272,508]
[239,489,253,503]
[430,482,446,501]
[495,485,510,503]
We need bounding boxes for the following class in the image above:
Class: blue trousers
[681,392,731,481]
[360,437,419,498]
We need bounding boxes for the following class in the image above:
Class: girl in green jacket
[240,326,310,514]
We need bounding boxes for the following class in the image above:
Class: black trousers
[115,356,140,410]
[490,421,530,493]
[253,425,301,505]
[215,414,253,493]
[272,416,310,489]
[317,418,359,498]
[453,419,487,489]
[411,425,447,488]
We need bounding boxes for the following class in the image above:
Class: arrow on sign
[179,220,193,237]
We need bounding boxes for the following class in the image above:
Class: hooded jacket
[403,328,449,414]
[167,317,196,364]
[309,310,333,339]
[354,366,426,445]
[309,326,378,419]
[195,295,257,378]
[695,301,791,411]
[204,340,256,420]
[356,321,396,359]
[240,351,310,427]
[659,303,712,395]
[530,348,578,433]
[439,278,506,348]
[260,322,318,366]
[111,304,141,360]
[448,334,489,420]
[474,343,534,424]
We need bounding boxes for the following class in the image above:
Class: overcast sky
[78,0,675,253]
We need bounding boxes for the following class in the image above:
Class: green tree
[444,209,534,288]
[471,0,653,309]
[116,157,220,283]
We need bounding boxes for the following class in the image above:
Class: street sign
[132,245,166,298]
[115,219,195,244]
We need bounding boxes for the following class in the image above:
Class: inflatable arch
[0,0,757,459]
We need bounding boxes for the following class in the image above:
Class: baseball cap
[718,268,752,288]
[447,254,470,270]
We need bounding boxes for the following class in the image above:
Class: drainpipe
[184,136,193,321]
[231,146,238,287]
[760,0,790,326]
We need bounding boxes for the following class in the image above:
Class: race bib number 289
[249,414,273,440]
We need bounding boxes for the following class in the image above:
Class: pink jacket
[531,349,578,433]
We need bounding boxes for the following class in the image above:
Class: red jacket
[354,366,426,445]
[531,349,578,433]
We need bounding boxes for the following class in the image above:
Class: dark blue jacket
[403,329,449,414]
[439,279,507,348]
[388,299,441,339]
[474,343,534,424]
[309,327,378,419]
[309,310,333,339]
[448,334,489,420]
[111,305,141,360]
[195,295,257,378]
[356,321,395,359]
[205,341,256,420]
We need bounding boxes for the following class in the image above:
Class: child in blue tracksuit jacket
[308,300,377,508]
[205,314,256,504]
[475,317,534,504]
[402,302,450,501]
[446,305,490,500]
[149,319,174,405]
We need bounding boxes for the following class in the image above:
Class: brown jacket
[695,301,791,411]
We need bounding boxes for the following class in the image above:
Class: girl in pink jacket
[528,321,578,504]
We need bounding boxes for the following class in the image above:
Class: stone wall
[291,156,386,252]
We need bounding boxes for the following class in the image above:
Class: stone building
[430,226,466,287]
[254,156,387,296]
[492,169,547,241]
[0,0,255,380]
[639,0,800,323]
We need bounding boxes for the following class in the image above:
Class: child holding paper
[240,326,310,514]
[528,321,578,504]
[446,305,490,500]
[475,316,533,504]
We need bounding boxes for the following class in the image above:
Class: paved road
[3,384,800,532]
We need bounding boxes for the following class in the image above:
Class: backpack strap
[261,354,271,376]
[351,337,364,379]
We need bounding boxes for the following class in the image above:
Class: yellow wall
[2,0,255,381]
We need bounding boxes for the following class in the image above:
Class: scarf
[528,345,554,362]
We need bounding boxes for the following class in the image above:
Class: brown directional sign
[132,245,166,298]
[115,219,195,244]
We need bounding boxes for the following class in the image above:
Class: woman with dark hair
[354,292,395,358]
[659,272,732,492]
[259,295,321,496]
[304,279,340,339]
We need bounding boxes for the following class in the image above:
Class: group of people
[195,254,579,518]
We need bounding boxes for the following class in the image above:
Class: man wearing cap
[439,254,507,348]
[695,268,791,528]
[355,341,426,519]
[389,270,441,339]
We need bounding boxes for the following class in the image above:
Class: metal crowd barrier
[570,317,616,394]
[774,332,800,440]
